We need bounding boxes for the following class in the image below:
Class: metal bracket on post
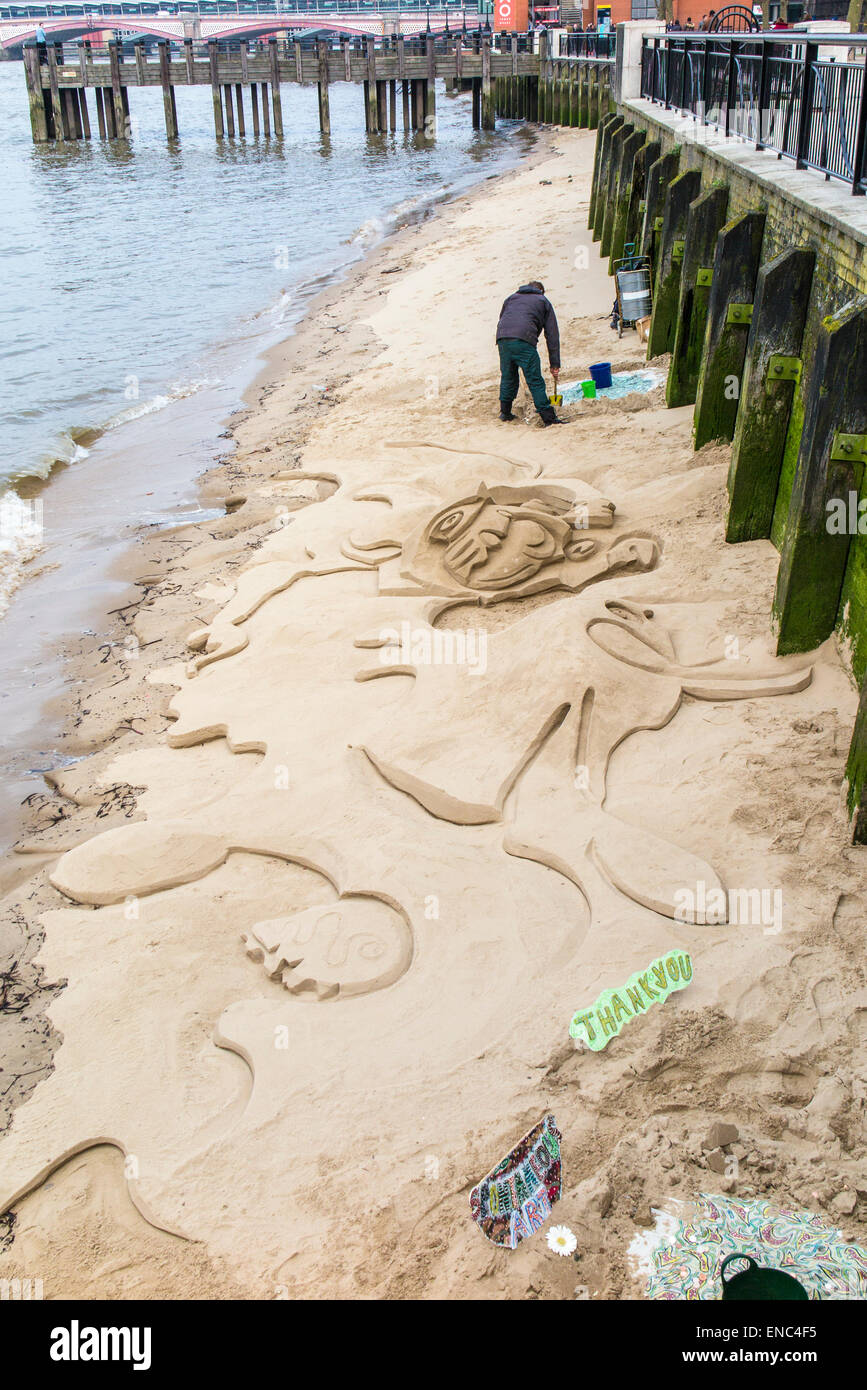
[653,215,663,232]
[638,199,646,216]
[671,239,685,260]
[766,354,802,384]
[830,433,867,473]
[696,267,713,286]
[726,302,753,325]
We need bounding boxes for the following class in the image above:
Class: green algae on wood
[588,111,619,233]
[773,298,867,656]
[845,674,867,842]
[693,211,766,451]
[639,148,680,268]
[647,168,702,360]
[667,185,729,409]
[623,139,660,254]
[601,123,635,260]
[726,248,816,543]
[609,129,646,273]
[591,114,624,241]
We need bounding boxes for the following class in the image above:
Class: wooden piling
[389,79,396,133]
[623,139,660,252]
[639,148,680,265]
[845,676,867,842]
[693,211,766,450]
[600,122,635,259]
[268,39,283,137]
[607,128,644,271]
[251,82,260,137]
[209,41,224,139]
[318,40,331,136]
[773,299,867,659]
[261,80,271,136]
[95,84,106,140]
[157,42,178,139]
[377,79,388,133]
[108,41,127,139]
[426,33,437,129]
[24,45,50,143]
[365,38,379,132]
[590,114,623,241]
[46,45,66,140]
[666,186,729,407]
[647,170,702,359]
[726,249,816,544]
[481,35,494,131]
[224,84,235,136]
[134,41,145,87]
[184,37,195,86]
[402,78,410,133]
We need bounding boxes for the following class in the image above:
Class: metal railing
[2,1,490,16]
[561,31,614,60]
[641,32,867,195]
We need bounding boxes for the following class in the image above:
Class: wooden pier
[21,34,612,143]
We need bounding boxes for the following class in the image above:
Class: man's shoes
[499,406,516,421]
[539,406,562,426]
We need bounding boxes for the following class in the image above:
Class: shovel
[549,382,563,408]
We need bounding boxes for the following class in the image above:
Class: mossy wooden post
[235,84,245,138]
[589,63,601,128]
[317,40,331,136]
[261,75,271,136]
[726,248,816,544]
[607,127,643,271]
[268,38,283,136]
[365,37,378,132]
[224,82,235,136]
[693,211,765,450]
[591,114,623,241]
[666,185,729,408]
[600,123,634,258]
[46,44,66,139]
[481,35,494,130]
[158,40,178,139]
[646,168,701,360]
[623,139,659,250]
[208,40,224,139]
[639,147,679,265]
[24,44,50,143]
[575,61,587,126]
[845,677,867,842]
[77,42,92,139]
[250,81,260,137]
[773,299,867,655]
[588,111,618,231]
[109,40,129,139]
[426,32,436,129]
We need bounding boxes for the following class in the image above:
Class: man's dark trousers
[498,338,550,415]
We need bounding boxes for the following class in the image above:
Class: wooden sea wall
[589,103,867,842]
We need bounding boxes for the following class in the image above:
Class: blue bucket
[589,361,613,390]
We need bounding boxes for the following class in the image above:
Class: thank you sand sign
[470,1115,562,1248]
[569,952,693,1050]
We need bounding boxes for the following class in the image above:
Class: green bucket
[720,1254,809,1301]
[580,379,597,399]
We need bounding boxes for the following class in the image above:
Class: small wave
[0,488,47,621]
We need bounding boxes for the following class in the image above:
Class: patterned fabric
[645,1194,867,1300]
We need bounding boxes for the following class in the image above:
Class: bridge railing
[640,32,867,195]
[2,1,492,16]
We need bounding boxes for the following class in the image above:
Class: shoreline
[1,127,865,1301]
[0,122,548,858]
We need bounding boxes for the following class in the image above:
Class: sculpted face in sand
[0,449,812,1265]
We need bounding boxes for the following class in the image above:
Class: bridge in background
[1,2,509,50]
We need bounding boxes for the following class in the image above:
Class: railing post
[724,37,737,138]
[756,36,769,150]
[851,49,867,195]
[701,35,711,125]
[795,41,818,170]
[664,34,672,109]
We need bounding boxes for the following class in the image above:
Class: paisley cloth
[645,1194,867,1300]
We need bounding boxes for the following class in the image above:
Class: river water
[0,57,533,846]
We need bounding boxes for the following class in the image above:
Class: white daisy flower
[547,1224,577,1257]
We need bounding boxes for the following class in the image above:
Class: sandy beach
[1,127,865,1301]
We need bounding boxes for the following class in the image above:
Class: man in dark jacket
[496,281,562,425]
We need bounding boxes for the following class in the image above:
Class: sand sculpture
[0,444,814,1274]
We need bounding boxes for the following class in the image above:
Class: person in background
[685,16,696,30]
[698,12,709,27]
[35,22,47,63]
[496,280,562,427]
